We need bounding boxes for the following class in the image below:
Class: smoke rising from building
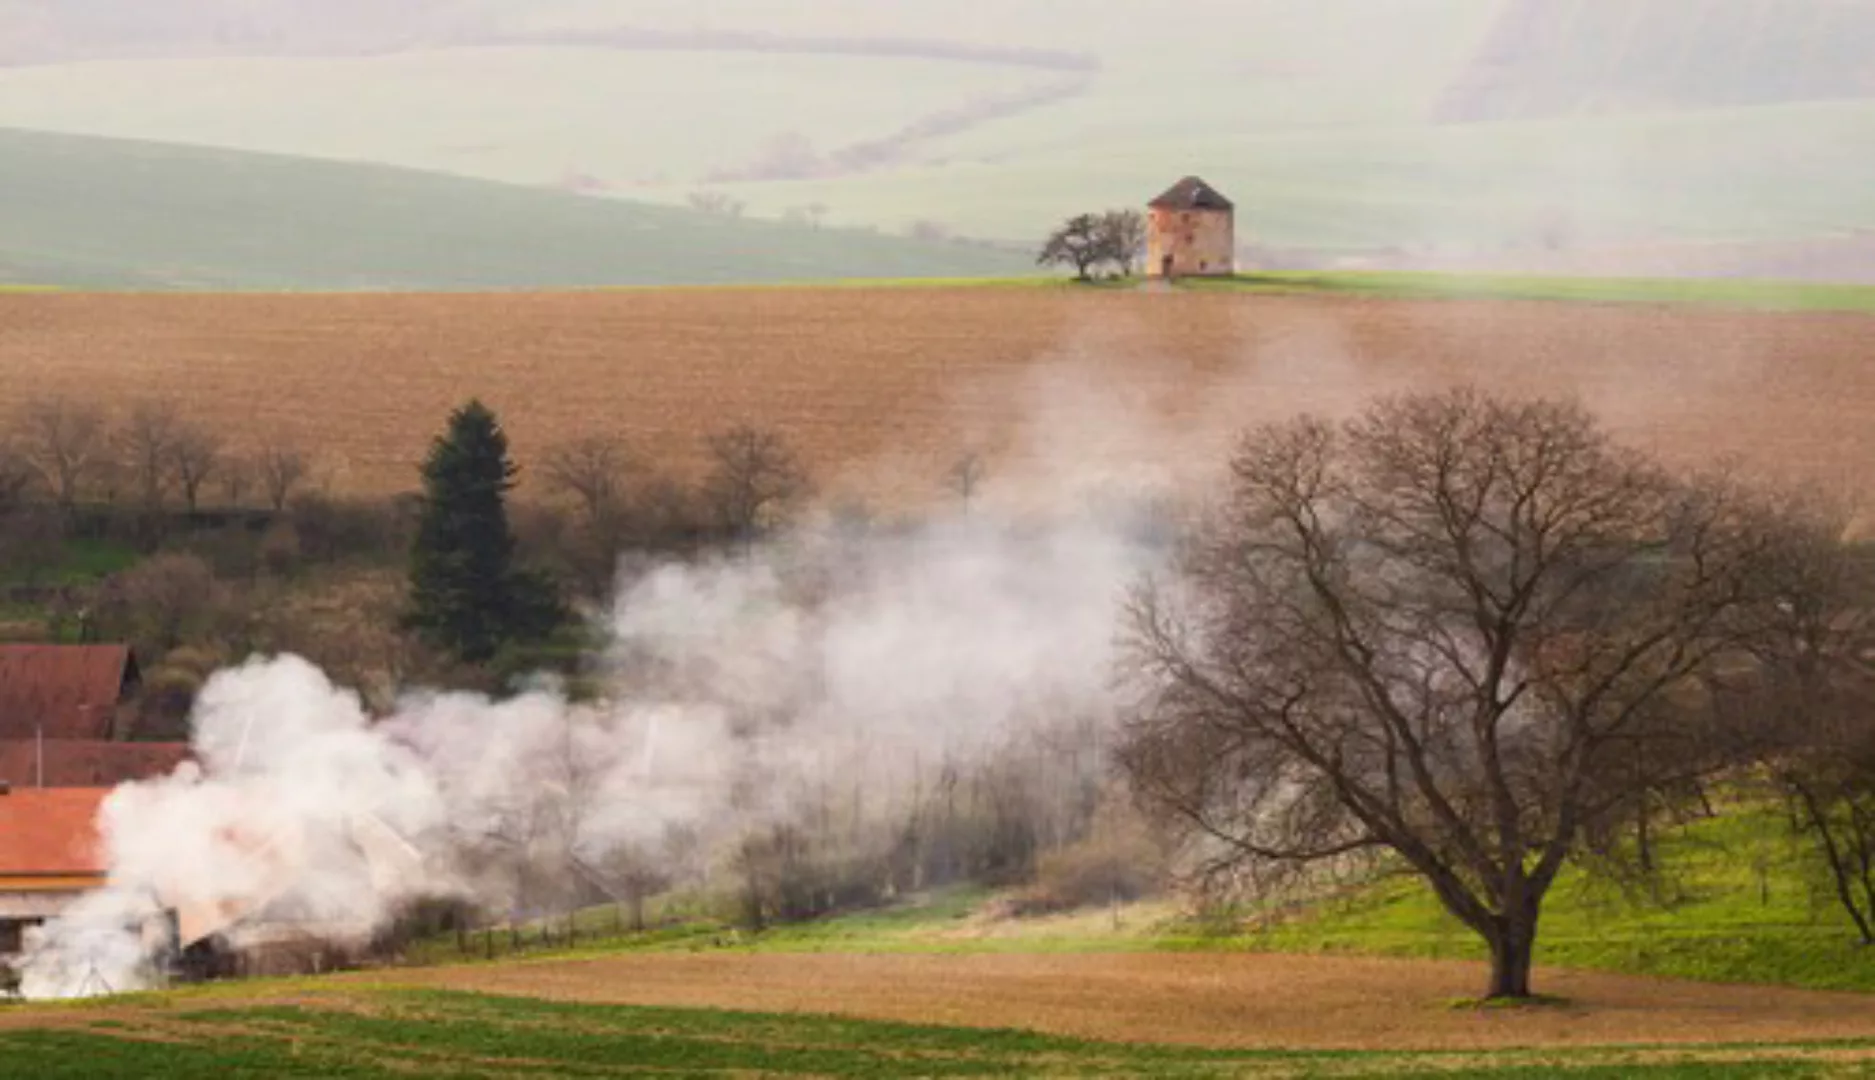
[18,499,1161,1000]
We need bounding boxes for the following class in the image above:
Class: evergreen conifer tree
[406,400,563,664]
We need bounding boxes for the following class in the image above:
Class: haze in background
[2,0,1873,281]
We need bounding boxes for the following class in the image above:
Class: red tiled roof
[0,645,138,741]
[0,740,188,790]
[0,787,109,877]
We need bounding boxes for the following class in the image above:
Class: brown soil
[2,289,1871,513]
[390,952,1875,1051]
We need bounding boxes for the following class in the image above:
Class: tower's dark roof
[1149,176,1234,211]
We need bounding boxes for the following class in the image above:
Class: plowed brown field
[395,952,1875,1051]
[3,288,1872,509]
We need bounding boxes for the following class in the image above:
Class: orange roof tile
[0,787,109,877]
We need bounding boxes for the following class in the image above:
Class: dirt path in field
[390,952,1875,1051]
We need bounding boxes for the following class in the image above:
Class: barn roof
[1149,176,1234,212]
[0,787,109,878]
[0,645,139,741]
[0,740,188,790]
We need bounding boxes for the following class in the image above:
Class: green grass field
[1187,271,1875,312]
[603,271,1875,310]
[4,986,1871,1077]
[415,801,1875,1003]
[0,128,1032,290]
[1242,805,1875,994]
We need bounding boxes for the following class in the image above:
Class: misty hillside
[4,1,1875,280]
[1439,0,1875,122]
[0,1,476,62]
[0,128,1030,290]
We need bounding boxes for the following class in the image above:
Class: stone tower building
[1147,177,1235,279]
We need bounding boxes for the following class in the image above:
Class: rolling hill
[4,2,1875,279]
[0,128,1032,290]
[1438,0,1875,122]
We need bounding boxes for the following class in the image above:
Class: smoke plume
[18,488,1161,1000]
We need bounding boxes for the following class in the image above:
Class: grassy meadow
[6,986,1875,1078]
[407,804,1875,1001]
[1246,806,1875,993]
[0,128,1032,291]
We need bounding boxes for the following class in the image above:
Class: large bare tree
[1730,503,1875,940]
[15,397,108,521]
[1100,209,1149,277]
[544,435,637,535]
[119,400,183,516]
[171,422,224,514]
[258,443,311,512]
[703,425,810,549]
[1120,389,1780,999]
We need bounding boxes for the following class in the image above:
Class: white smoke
[17,500,1162,1000]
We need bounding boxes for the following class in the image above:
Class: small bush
[257,519,302,578]
[287,493,412,565]
[1008,800,1167,917]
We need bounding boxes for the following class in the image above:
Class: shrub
[1008,799,1167,916]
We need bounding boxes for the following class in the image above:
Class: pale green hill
[0,128,1032,290]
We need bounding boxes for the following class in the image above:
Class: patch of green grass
[50,538,141,585]
[4,987,1871,1077]
[1185,271,1875,312]
[441,804,1875,1000]
[1236,804,1875,994]
[595,274,1057,292]
[0,537,140,588]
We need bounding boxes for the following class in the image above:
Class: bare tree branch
[1119,387,1784,999]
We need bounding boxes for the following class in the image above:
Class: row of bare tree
[438,708,1118,939]
[2,398,312,520]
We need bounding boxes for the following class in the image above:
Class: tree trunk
[1635,791,1654,873]
[1486,923,1536,1000]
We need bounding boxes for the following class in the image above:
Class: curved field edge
[4,988,1874,1078]
[1185,271,1875,312]
[15,273,1875,309]
[401,809,1875,998]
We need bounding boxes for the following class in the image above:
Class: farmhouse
[0,643,184,790]
[0,644,142,742]
[0,740,189,790]
[1147,176,1235,279]
[0,786,109,956]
